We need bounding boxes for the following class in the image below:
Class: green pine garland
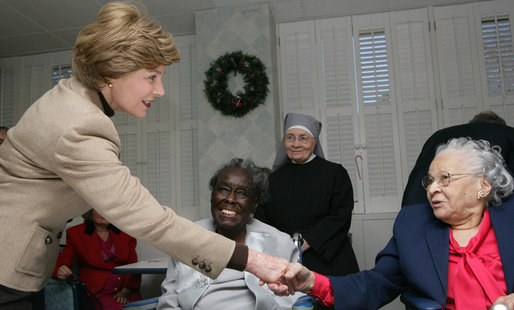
[204,51,269,118]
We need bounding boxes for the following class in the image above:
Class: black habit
[255,156,359,276]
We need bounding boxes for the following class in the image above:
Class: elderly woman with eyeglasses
[270,137,514,310]
[254,113,359,277]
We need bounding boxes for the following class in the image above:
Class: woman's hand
[267,262,315,296]
[287,263,315,294]
[114,288,131,304]
[493,293,514,310]
[245,249,289,284]
[56,265,73,280]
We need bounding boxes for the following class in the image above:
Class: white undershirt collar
[292,154,316,164]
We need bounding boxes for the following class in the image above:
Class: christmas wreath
[204,51,269,118]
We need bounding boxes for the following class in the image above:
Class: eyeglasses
[421,170,477,190]
[285,134,312,144]
[215,185,251,201]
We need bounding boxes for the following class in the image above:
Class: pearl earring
[108,83,112,88]
[477,190,484,199]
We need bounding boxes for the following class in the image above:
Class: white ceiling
[0,0,487,58]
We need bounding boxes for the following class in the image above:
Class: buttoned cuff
[226,243,248,271]
[309,272,334,308]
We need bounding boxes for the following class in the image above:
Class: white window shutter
[112,113,125,128]
[326,114,364,211]
[172,35,199,214]
[143,65,175,207]
[144,130,172,207]
[0,66,15,127]
[278,21,320,119]
[145,131,159,199]
[434,4,483,126]
[22,64,47,113]
[178,40,197,121]
[353,12,403,213]
[118,131,139,177]
[113,110,139,180]
[179,128,199,210]
[389,8,438,184]
[315,17,364,212]
[51,64,73,87]
[475,0,514,125]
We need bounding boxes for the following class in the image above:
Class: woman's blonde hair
[73,1,180,90]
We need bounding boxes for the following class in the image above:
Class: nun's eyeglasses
[285,134,312,144]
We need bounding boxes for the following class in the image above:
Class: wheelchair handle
[293,233,303,264]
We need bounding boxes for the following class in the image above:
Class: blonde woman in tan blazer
[0,2,288,308]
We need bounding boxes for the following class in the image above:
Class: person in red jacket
[52,210,142,309]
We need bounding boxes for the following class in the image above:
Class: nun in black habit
[254,113,359,276]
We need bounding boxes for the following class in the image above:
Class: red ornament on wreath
[203,50,269,118]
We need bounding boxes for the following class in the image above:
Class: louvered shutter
[174,36,200,216]
[434,4,483,126]
[179,128,199,214]
[113,103,140,178]
[118,130,139,177]
[476,1,514,124]
[389,8,438,184]
[278,21,320,119]
[315,17,364,212]
[51,64,73,87]
[353,12,403,213]
[22,64,47,113]
[144,129,172,207]
[0,66,15,127]
[143,68,174,207]
[113,98,140,177]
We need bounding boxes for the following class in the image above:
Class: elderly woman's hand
[492,294,514,310]
[114,288,131,304]
[56,265,73,280]
[287,263,315,294]
[267,262,315,296]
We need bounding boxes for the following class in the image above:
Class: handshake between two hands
[245,249,315,296]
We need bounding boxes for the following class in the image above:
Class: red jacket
[52,223,141,293]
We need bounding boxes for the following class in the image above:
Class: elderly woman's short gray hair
[209,158,269,205]
[435,137,514,206]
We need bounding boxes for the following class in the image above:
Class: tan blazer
[0,77,235,292]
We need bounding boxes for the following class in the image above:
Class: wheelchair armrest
[122,297,159,309]
[400,291,443,310]
[292,295,330,310]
